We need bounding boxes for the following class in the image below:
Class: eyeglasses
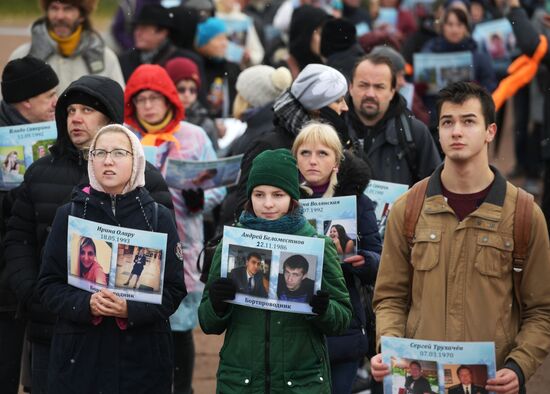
[90,149,133,161]
[133,93,165,107]
[177,86,197,95]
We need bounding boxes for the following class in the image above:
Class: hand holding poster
[164,154,243,190]
[220,226,325,314]
[300,196,357,261]
[67,216,167,304]
[381,336,496,394]
[0,121,57,190]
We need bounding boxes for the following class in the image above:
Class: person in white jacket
[10,0,125,94]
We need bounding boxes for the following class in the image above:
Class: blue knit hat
[196,17,226,48]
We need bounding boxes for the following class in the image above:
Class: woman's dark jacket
[300,151,382,361]
[37,186,186,393]
[4,150,172,344]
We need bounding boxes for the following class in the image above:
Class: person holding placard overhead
[37,124,186,393]
[199,148,352,393]
[292,122,381,393]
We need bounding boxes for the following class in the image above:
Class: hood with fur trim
[53,75,124,158]
[124,64,185,135]
[40,0,98,18]
[88,124,146,195]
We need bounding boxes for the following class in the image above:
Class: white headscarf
[88,124,146,195]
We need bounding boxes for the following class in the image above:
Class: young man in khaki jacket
[370,82,550,394]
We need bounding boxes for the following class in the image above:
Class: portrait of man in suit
[448,365,488,394]
[230,252,268,298]
[276,254,315,303]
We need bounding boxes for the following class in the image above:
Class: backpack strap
[404,177,430,248]
[397,113,419,185]
[512,187,534,317]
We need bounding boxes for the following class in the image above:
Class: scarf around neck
[139,109,181,149]
[49,24,83,57]
[239,206,306,234]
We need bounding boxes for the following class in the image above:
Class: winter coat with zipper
[9,18,125,94]
[37,186,186,393]
[3,75,173,344]
[373,165,550,384]
[299,151,382,363]
[345,94,441,187]
[198,219,352,393]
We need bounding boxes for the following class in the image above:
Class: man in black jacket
[346,53,441,186]
[4,75,172,393]
[0,56,59,394]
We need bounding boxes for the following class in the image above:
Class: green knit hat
[247,149,300,200]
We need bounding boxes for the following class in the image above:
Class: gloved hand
[181,188,204,213]
[209,278,236,316]
[309,290,330,315]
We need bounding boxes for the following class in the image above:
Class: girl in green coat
[198,148,352,393]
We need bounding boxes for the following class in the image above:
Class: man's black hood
[52,75,123,158]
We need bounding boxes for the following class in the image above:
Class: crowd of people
[1,0,550,393]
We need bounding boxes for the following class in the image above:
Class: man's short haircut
[436,81,495,127]
[246,252,262,262]
[351,53,397,89]
[456,365,472,376]
[283,255,309,275]
[409,360,422,369]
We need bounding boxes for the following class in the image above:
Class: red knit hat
[165,57,201,91]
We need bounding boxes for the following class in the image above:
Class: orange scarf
[49,25,82,57]
[138,110,181,149]
[492,35,548,111]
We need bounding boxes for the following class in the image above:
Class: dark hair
[283,254,309,275]
[442,7,471,34]
[409,360,422,369]
[331,224,353,249]
[436,81,495,127]
[456,365,472,376]
[79,237,97,275]
[246,252,262,262]
[351,53,397,89]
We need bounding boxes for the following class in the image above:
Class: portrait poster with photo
[300,196,357,261]
[0,121,56,190]
[381,336,496,394]
[473,19,516,63]
[413,51,474,94]
[220,226,325,314]
[67,216,168,304]
[364,180,409,236]
[164,154,243,190]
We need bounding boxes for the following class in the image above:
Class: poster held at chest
[220,226,325,314]
[300,195,357,261]
[0,121,57,190]
[381,336,496,394]
[67,216,167,304]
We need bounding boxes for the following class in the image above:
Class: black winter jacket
[37,186,186,393]
[4,76,173,343]
[346,94,441,186]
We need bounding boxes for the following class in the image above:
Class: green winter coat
[198,221,352,393]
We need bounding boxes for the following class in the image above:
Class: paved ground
[2,17,549,394]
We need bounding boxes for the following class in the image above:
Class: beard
[357,98,380,120]
[47,18,81,37]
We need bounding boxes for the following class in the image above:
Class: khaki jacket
[373,166,550,381]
